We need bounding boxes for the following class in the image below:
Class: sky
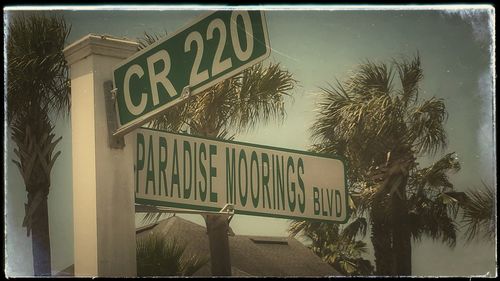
[4,5,496,277]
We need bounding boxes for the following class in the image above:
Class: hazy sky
[5,6,496,277]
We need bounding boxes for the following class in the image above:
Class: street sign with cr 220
[113,10,270,135]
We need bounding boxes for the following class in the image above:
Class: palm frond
[340,217,368,242]
[410,152,460,193]
[406,97,448,155]
[460,183,495,243]
[407,193,458,247]
[347,60,395,97]
[349,186,375,217]
[7,12,71,123]
[137,31,168,50]
[230,62,296,133]
[394,53,423,107]
[289,219,374,276]
[136,232,208,276]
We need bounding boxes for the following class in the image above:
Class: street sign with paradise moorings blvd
[112,10,270,136]
[134,128,349,223]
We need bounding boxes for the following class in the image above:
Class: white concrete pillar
[63,34,139,277]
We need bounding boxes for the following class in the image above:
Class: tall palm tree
[308,55,462,276]
[7,13,71,276]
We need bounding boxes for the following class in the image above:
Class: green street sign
[113,10,270,135]
[134,128,350,223]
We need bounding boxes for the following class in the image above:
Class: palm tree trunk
[399,226,412,275]
[391,175,411,276]
[371,196,393,276]
[371,219,392,275]
[12,108,55,276]
[30,193,51,276]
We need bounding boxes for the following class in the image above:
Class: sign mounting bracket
[103,80,125,149]
[181,85,192,101]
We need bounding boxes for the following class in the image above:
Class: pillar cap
[63,34,140,66]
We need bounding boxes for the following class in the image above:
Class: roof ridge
[148,215,208,234]
[238,234,291,239]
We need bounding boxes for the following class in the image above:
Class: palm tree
[7,13,71,276]
[289,218,374,276]
[308,55,462,276]
[136,232,208,276]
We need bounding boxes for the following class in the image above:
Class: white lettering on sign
[146,49,178,105]
[184,10,255,87]
[184,31,210,87]
[231,11,254,62]
[124,51,178,116]
[124,64,147,116]
[207,18,232,76]
[134,128,349,223]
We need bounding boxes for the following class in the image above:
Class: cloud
[476,70,496,186]
[444,8,494,46]
[441,7,496,186]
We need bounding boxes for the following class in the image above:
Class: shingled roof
[137,216,341,277]
[57,216,341,277]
